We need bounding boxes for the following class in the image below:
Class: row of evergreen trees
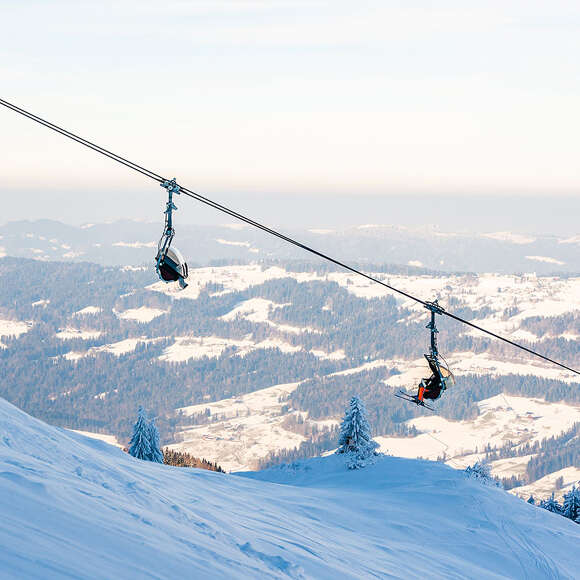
[528,486,580,524]
[162,448,224,472]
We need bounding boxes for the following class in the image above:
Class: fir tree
[336,396,379,469]
[129,407,152,461]
[562,485,580,521]
[147,417,164,464]
[542,493,562,515]
[527,495,535,505]
[465,461,502,487]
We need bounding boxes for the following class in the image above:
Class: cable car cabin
[420,354,455,401]
[156,246,189,289]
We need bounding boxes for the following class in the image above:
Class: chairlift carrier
[421,300,455,399]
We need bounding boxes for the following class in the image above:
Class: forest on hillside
[0,257,578,449]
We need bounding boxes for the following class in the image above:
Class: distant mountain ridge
[1,219,578,274]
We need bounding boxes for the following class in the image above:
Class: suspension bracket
[160,178,181,196]
[424,299,445,315]
[424,299,444,358]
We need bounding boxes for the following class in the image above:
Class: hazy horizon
[1,192,578,237]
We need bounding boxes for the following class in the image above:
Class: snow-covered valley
[1,255,578,507]
[1,397,579,579]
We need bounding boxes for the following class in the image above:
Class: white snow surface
[159,334,334,363]
[383,352,579,386]
[112,241,156,248]
[69,429,123,449]
[73,306,103,316]
[172,381,320,472]
[159,335,302,362]
[482,231,536,244]
[376,395,580,464]
[0,397,578,579]
[115,306,167,323]
[63,337,166,360]
[55,328,102,341]
[147,268,580,340]
[511,467,580,502]
[215,238,251,248]
[525,255,565,265]
[221,298,318,334]
[221,297,288,324]
[0,319,31,339]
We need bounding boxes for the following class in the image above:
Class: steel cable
[1,97,578,376]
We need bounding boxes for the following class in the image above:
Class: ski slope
[0,398,579,579]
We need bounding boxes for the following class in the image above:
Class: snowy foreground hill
[1,399,579,579]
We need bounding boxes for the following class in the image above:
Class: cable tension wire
[1,96,578,377]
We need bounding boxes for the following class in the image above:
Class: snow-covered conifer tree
[542,493,562,515]
[562,485,580,521]
[527,495,535,505]
[336,396,379,469]
[464,461,501,487]
[147,417,164,464]
[128,407,152,461]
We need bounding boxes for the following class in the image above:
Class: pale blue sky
[1,1,579,223]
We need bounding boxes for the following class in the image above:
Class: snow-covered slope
[0,399,578,579]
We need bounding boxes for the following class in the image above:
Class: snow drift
[0,398,578,579]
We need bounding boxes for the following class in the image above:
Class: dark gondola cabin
[156,246,188,289]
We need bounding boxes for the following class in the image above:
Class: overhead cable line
[1,97,578,377]
[0,98,163,182]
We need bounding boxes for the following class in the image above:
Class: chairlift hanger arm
[1,96,578,377]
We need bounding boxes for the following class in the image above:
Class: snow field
[159,334,338,363]
[220,298,318,334]
[382,351,579,386]
[115,306,168,323]
[511,467,580,502]
[482,232,536,244]
[112,241,156,248]
[215,238,251,248]
[3,397,577,579]
[526,255,565,265]
[70,429,123,449]
[0,318,32,339]
[149,265,580,326]
[55,328,103,340]
[63,337,166,361]
[376,394,580,463]
[173,381,339,472]
[74,306,103,316]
